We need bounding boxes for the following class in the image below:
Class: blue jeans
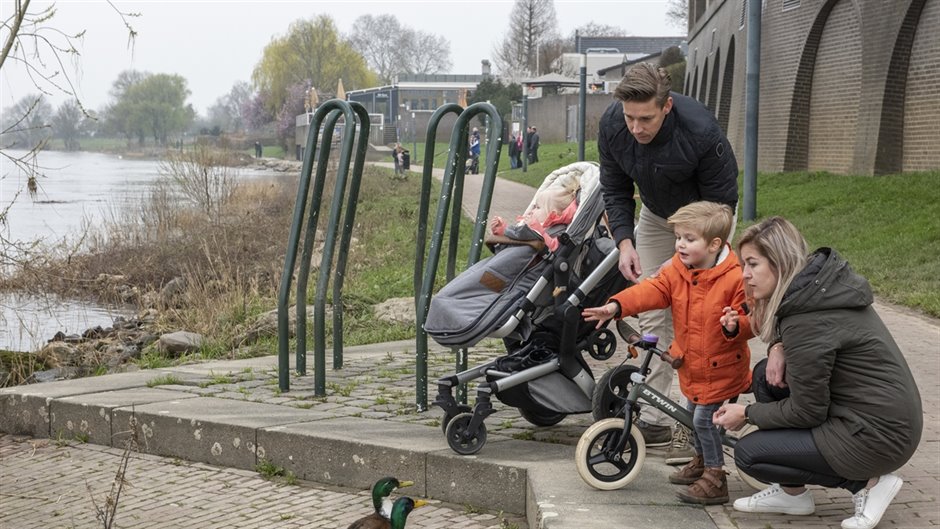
[688,401,724,468]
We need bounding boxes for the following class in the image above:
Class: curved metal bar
[311,103,359,395]
[277,100,350,391]
[413,101,504,410]
[330,102,371,371]
[295,107,344,376]
[277,99,359,392]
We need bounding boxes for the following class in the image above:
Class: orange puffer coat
[610,246,752,405]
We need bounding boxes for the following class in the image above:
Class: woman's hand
[582,302,619,329]
[713,402,748,431]
[720,306,740,333]
[767,342,788,388]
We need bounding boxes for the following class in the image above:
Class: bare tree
[666,0,689,29]
[0,0,137,265]
[493,0,559,79]
[52,99,85,151]
[402,31,451,76]
[347,14,452,84]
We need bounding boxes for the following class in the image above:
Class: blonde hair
[667,201,734,246]
[736,216,809,342]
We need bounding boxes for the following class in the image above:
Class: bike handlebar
[632,338,683,369]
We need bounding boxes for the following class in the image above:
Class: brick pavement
[0,433,524,529]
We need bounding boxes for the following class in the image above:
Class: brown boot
[668,453,704,485]
[676,467,729,505]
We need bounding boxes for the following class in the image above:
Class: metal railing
[276,99,370,393]
[414,102,504,411]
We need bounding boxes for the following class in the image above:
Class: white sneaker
[733,483,816,515]
[841,474,903,529]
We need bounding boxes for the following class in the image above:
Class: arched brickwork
[901,0,939,172]
[783,0,841,171]
[874,0,928,173]
[700,58,709,102]
[708,50,721,112]
[807,0,862,173]
[718,38,735,134]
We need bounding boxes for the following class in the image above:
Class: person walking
[508,132,520,169]
[713,216,922,529]
[468,127,481,174]
[597,62,739,460]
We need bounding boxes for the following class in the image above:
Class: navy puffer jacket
[598,92,738,245]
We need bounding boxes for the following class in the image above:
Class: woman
[713,216,922,529]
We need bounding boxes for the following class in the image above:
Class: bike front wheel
[575,418,646,490]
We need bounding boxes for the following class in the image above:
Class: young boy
[582,201,752,505]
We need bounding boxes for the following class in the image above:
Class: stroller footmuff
[425,162,630,455]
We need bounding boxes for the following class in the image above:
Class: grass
[146,374,183,387]
[740,170,940,316]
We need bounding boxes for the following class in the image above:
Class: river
[0,150,281,352]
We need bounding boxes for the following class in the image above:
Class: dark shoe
[665,423,695,466]
[669,454,704,485]
[635,419,672,447]
[676,467,729,505]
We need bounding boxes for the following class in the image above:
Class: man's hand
[618,240,642,281]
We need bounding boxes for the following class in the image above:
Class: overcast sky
[0,0,682,116]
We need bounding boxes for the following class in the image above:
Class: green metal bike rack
[414,102,504,411]
[276,99,370,393]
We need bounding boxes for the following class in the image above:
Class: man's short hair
[668,201,734,246]
[613,62,672,107]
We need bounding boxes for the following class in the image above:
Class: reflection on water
[0,149,283,352]
[0,292,121,352]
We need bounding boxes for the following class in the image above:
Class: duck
[347,477,415,529]
[347,497,428,529]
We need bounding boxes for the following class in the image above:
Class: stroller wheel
[592,365,641,421]
[445,412,487,455]
[440,404,473,434]
[519,407,566,427]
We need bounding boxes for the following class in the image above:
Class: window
[710,28,717,54]
[783,0,799,11]
[739,0,747,29]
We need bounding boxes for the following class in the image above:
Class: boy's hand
[582,303,618,329]
[720,306,740,333]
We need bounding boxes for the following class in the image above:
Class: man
[598,62,739,461]
[528,126,540,163]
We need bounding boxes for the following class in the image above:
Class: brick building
[686,0,939,174]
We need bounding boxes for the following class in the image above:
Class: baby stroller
[424,162,630,455]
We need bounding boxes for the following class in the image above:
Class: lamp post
[412,112,417,161]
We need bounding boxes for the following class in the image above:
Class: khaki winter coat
[748,248,923,480]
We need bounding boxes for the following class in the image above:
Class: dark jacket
[748,248,923,480]
[598,92,738,245]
